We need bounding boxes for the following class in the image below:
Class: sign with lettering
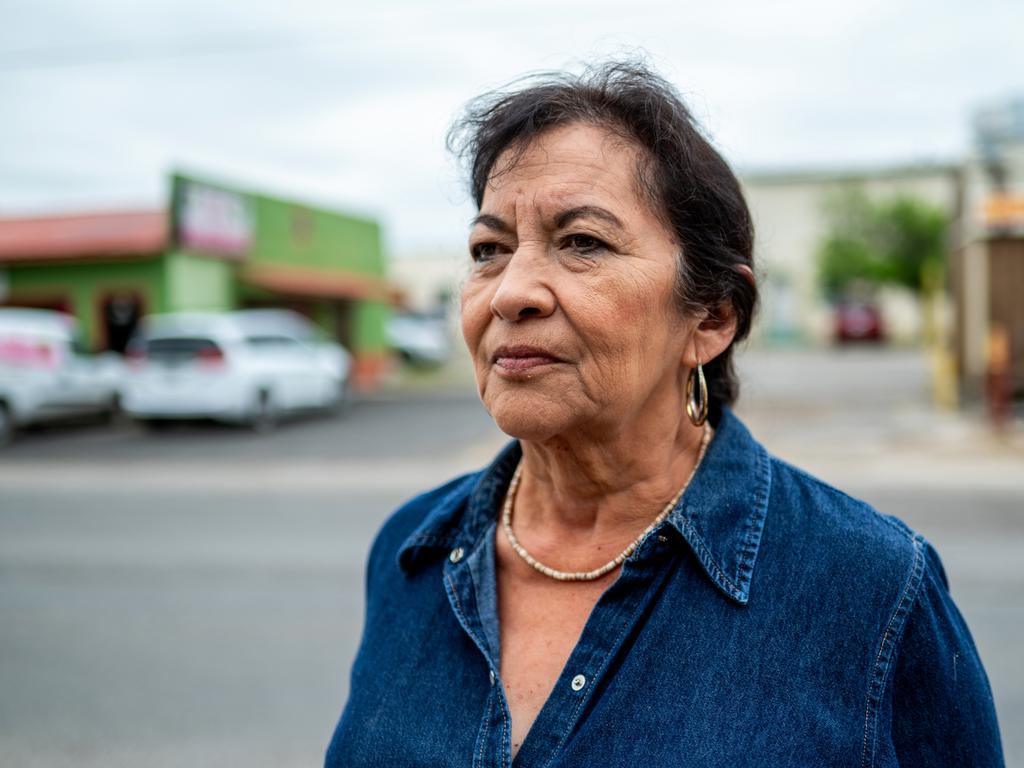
[174,180,254,258]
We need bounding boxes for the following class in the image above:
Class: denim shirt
[325,409,1004,767]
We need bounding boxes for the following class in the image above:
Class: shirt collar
[397,408,772,606]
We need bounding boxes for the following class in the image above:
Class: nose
[489,248,556,322]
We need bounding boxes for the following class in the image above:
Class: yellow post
[923,261,957,410]
[987,324,1012,431]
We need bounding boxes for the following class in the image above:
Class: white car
[387,312,451,367]
[122,310,352,430]
[0,308,123,445]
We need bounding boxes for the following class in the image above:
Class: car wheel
[99,393,123,426]
[329,379,353,417]
[0,402,14,447]
[249,390,279,434]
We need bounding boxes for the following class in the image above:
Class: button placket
[510,559,676,767]
[442,536,509,767]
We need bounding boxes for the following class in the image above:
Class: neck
[514,402,709,544]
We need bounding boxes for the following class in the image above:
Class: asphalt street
[1,347,1021,766]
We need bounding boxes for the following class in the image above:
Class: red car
[834,301,884,342]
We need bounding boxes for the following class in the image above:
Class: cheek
[577,274,682,378]
[578,271,664,348]
[459,280,490,354]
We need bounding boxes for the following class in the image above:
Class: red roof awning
[0,210,168,263]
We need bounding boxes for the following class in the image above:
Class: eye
[470,241,502,262]
[561,233,608,255]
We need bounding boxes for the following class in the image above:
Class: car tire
[329,379,353,417]
[99,394,123,426]
[0,402,14,447]
[249,389,279,434]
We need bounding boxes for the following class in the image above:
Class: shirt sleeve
[886,540,1005,767]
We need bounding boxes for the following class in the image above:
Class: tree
[817,188,948,298]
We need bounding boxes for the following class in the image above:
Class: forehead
[482,123,650,217]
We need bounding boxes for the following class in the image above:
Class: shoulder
[759,457,1004,762]
[765,454,922,577]
[760,455,930,669]
[365,470,481,582]
[377,471,480,545]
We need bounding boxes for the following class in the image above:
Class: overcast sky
[1,0,1021,256]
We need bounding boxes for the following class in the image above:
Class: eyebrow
[555,206,624,230]
[470,213,513,234]
[471,206,624,234]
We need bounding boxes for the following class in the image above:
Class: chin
[481,384,580,443]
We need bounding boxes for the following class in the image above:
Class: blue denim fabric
[325,409,1004,767]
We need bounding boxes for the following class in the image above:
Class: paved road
[1,348,1021,766]
[0,396,506,768]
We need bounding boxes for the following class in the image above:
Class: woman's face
[461,122,695,442]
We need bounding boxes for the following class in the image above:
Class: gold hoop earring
[686,362,708,427]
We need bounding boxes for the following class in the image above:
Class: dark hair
[447,60,758,414]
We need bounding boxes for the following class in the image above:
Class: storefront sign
[174,180,254,258]
[984,193,1024,232]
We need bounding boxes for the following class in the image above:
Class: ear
[683,264,754,367]
[683,301,739,369]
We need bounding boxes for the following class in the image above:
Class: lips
[492,344,565,374]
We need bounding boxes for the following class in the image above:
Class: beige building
[389,248,466,316]
[741,164,960,344]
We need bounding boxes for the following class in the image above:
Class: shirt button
[657,534,668,543]
[570,674,586,692]
[449,547,464,563]
[489,670,496,686]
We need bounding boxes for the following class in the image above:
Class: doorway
[100,292,144,354]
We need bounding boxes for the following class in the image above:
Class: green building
[0,173,393,387]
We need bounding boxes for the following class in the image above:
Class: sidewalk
[741,404,1024,492]
[735,346,1024,491]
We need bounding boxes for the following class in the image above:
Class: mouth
[491,344,566,374]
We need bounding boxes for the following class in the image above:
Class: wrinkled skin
[461,122,734,459]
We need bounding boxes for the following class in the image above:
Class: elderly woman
[326,63,1003,766]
